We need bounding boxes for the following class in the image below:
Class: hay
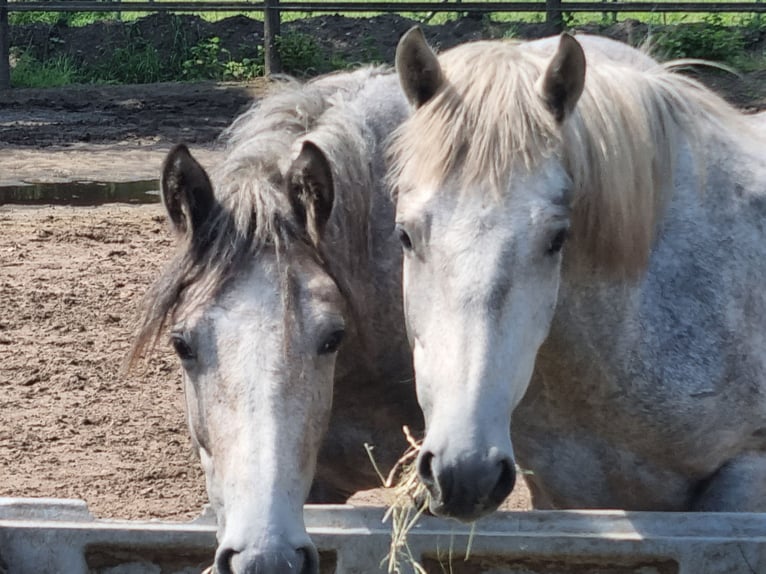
[365,425,430,574]
[367,427,493,573]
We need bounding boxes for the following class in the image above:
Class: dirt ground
[1,24,764,521]
[0,203,208,520]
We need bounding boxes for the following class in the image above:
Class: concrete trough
[0,497,764,573]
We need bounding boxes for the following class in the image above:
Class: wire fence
[1,0,764,86]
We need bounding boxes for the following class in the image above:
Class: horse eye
[171,333,195,361]
[318,329,345,356]
[547,228,569,255]
[395,224,413,252]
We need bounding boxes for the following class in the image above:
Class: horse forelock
[130,70,383,366]
[128,177,298,368]
[390,39,760,279]
[389,42,560,199]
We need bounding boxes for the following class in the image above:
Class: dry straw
[367,427,490,574]
[365,425,431,574]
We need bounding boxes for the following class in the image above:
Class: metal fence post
[545,0,563,30]
[0,0,10,90]
[264,0,282,76]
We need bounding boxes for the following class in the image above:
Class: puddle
[0,180,160,206]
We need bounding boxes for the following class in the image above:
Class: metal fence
[3,498,766,573]
[0,0,764,87]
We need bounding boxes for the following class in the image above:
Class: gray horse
[130,68,420,574]
[391,28,766,521]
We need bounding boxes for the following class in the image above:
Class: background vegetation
[7,8,766,88]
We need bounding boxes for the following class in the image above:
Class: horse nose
[214,542,319,574]
[417,447,515,522]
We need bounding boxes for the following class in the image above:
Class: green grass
[10,0,766,27]
[85,40,167,84]
[11,53,79,88]
[10,11,118,26]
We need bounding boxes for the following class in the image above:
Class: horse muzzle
[417,446,516,522]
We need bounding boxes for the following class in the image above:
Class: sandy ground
[0,203,208,521]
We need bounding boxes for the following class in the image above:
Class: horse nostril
[489,457,516,505]
[213,546,235,574]
[417,450,435,486]
[298,544,320,574]
[419,450,454,505]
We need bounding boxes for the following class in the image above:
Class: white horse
[130,68,420,573]
[391,27,766,521]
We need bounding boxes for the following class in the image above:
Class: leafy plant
[162,15,198,78]
[561,11,576,29]
[182,36,227,79]
[66,12,118,27]
[655,14,746,63]
[221,57,264,80]
[182,36,263,80]
[276,32,325,75]
[329,54,351,70]
[80,18,199,84]
[10,11,61,25]
[503,25,519,39]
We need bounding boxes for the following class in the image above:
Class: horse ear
[287,141,334,243]
[540,33,586,122]
[396,26,444,108]
[161,144,215,236]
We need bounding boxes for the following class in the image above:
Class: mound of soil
[0,80,267,148]
[8,13,766,112]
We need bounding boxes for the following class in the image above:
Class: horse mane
[390,39,759,278]
[297,96,377,289]
[129,67,387,366]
